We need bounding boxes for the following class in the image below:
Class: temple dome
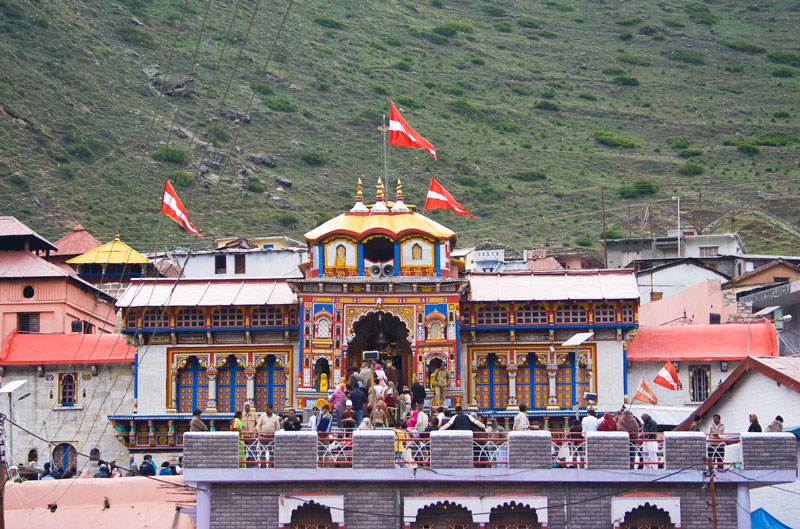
[304,210,456,244]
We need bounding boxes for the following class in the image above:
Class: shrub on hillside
[518,18,542,28]
[277,213,299,228]
[615,17,641,26]
[678,161,704,175]
[578,92,598,101]
[666,136,691,148]
[394,60,412,71]
[116,26,156,49]
[685,4,717,25]
[613,75,640,86]
[618,55,652,66]
[56,166,75,180]
[482,6,506,16]
[510,85,530,95]
[247,180,265,193]
[718,85,743,94]
[300,151,326,166]
[495,22,513,32]
[772,67,795,78]
[618,179,658,198]
[511,170,547,181]
[534,100,560,111]
[720,40,765,54]
[670,50,705,64]
[678,148,703,158]
[313,17,344,29]
[774,110,791,119]
[262,96,296,112]
[151,145,187,164]
[723,136,760,155]
[756,132,796,146]
[619,32,633,41]
[661,18,685,28]
[602,65,626,75]
[420,30,449,44]
[596,130,636,148]
[169,170,194,187]
[725,64,744,72]
[767,51,800,68]
[396,96,423,109]
[207,123,231,146]
[575,235,593,247]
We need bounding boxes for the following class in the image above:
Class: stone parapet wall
[585,432,629,469]
[430,430,473,469]
[664,431,706,470]
[274,430,317,468]
[352,430,394,469]
[183,432,239,469]
[508,430,552,469]
[741,432,798,469]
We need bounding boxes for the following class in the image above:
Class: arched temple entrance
[413,501,473,529]
[347,311,412,387]
[620,504,675,529]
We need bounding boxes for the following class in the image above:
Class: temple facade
[111,180,639,456]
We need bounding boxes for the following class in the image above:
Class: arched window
[476,306,509,325]
[89,448,101,462]
[27,449,38,464]
[516,305,548,325]
[255,356,286,412]
[176,308,205,328]
[489,502,541,528]
[212,307,244,328]
[689,365,710,402]
[555,304,587,324]
[290,502,334,529]
[252,306,283,327]
[177,357,208,413]
[315,316,332,339]
[125,310,137,329]
[217,355,247,413]
[412,243,423,260]
[141,309,168,328]
[426,319,445,341]
[620,504,675,528]
[594,304,616,323]
[59,373,77,407]
[412,502,473,529]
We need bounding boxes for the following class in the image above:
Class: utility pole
[601,187,608,268]
[627,203,632,237]
[672,196,682,257]
[705,457,719,529]
[698,192,703,234]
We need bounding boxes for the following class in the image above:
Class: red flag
[161,179,202,236]
[388,101,437,160]
[653,360,680,390]
[425,177,473,218]
[633,375,658,405]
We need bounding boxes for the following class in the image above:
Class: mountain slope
[0,0,799,254]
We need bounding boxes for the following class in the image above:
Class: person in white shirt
[415,404,429,430]
[307,406,319,430]
[513,404,530,431]
[581,409,602,434]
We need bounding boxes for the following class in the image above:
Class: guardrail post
[430,430,473,469]
[274,430,317,468]
[353,430,395,469]
[585,431,629,469]
[508,431,551,469]
[183,432,239,469]
[663,432,705,470]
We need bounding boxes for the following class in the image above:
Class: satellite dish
[383,263,394,277]
[369,265,382,277]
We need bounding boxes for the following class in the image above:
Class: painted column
[206,367,218,413]
[506,363,519,410]
[737,483,751,529]
[245,368,256,404]
[546,347,559,410]
[470,356,478,407]
[169,371,178,412]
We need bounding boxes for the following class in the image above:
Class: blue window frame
[217,355,247,413]
[177,357,208,413]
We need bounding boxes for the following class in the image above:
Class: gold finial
[396,178,403,201]
[114,233,120,241]
[356,178,363,202]
[376,176,385,202]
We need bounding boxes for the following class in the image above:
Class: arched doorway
[621,504,675,529]
[489,502,541,529]
[314,358,331,392]
[289,501,335,529]
[52,443,77,472]
[347,311,411,387]
[426,356,445,394]
[413,501,473,529]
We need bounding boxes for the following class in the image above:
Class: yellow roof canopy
[304,211,456,244]
[66,235,152,265]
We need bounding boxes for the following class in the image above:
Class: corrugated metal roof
[51,224,101,257]
[0,251,78,278]
[67,235,151,265]
[0,216,57,251]
[468,270,639,302]
[628,320,779,361]
[116,279,297,307]
[0,330,135,365]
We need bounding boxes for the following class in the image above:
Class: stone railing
[182,430,797,471]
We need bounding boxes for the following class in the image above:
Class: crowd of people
[38,453,183,480]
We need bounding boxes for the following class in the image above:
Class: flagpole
[382,113,388,182]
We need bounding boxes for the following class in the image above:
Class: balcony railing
[472,433,508,468]
[395,430,431,468]
[628,435,664,469]
[706,433,742,468]
[552,433,586,468]
[317,431,353,467]
[241,433,275,468]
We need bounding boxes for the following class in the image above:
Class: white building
[636,258,731,303]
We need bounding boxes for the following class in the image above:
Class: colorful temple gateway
[111,179,639,453]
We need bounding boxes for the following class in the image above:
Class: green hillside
[1,0,799,255]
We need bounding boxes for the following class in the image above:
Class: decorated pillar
[245,366,256,405]
[206,367,218,413]
[168,420,175,446]
[168,371,178,412]
[148,419,155,447]
[470,356,478,407]
[506,363,519,410]
[546,346,559,411]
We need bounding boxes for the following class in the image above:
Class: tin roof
[67,234,151,265]
[116,278,297,307]
[51,224,101,257]
[468,269,639,302]
[627,320,778,361]
[0,252,115,301]
[0,216,57,252]
[0,330,135,365]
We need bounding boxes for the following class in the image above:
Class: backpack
[139,460,155,476]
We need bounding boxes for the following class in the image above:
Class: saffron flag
[633,375,658,405]
[161,179,202,236]
[653,360,680,390]
[425,177,474,218]
[388,101,437,160]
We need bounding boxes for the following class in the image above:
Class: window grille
[476,306,509,325]
[212,307,244,328]
[17,313,40,333]
[689,365,710,402]
[517,305,548,324]
[594,304,616,323]
[555,304,586,324]
[622,305,635,323]
[141,309,168,328]
[252,307,283,327]
[176,308,205,328]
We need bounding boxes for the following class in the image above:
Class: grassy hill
[1,0,799,256]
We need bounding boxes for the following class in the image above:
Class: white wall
[627,360,741,407]
[637,264,727,301]
[136,344,168,414]
[180,250,307,278]
[596,341,626,409]
[0,364,134,471]
[683,234,743,257]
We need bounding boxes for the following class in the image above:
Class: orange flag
[633,375,658,405]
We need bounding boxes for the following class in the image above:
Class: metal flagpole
[378,114,389,183]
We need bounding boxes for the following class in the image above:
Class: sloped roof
[116,278,297,307]
[0,251,115,301]
[0,330,135,365]
[67,235,151,265]
[636,258,731,280]
[722,259,800,288]
[675,355,800,430]
[0,216,57,252]
[304,211,456,244]
[51,224,101,257]
[468,269,639,302]
[627,320,779,361]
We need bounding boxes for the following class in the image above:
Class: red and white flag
[161,179,202,236]
[425,177,474,218]
[633,375,658,405]
[653,360,680,390]
[388,101,437,160]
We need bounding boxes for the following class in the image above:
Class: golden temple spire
[349,178,368,213]
[391,178,409,212]
[372,176,389,212]
[376,176,385,202]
